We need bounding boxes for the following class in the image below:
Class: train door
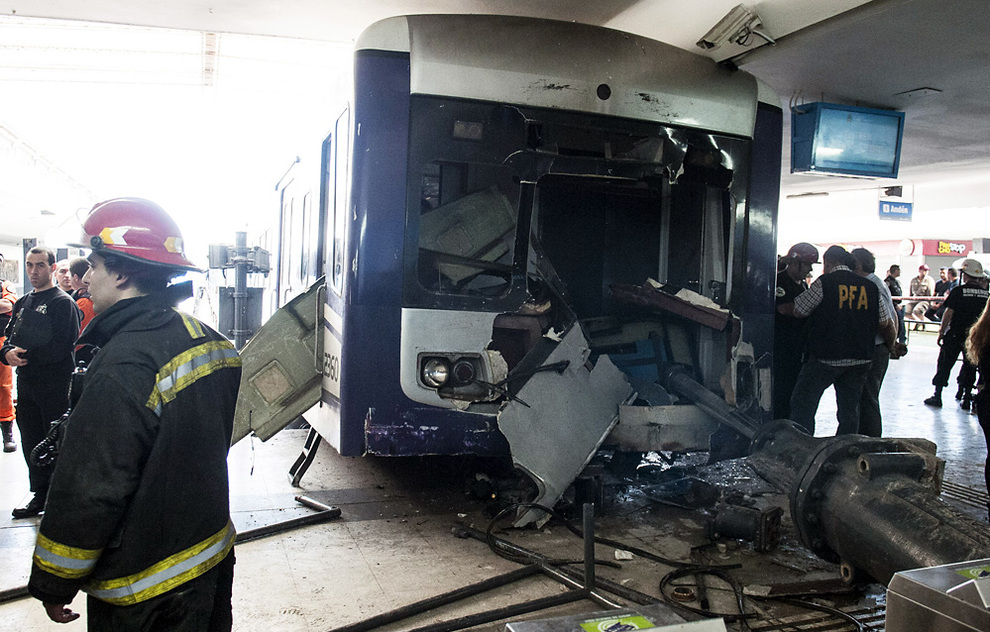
[313,109,349,450]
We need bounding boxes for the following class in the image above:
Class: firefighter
[0,259,16,453]
[28,198,242,630]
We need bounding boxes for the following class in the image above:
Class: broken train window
[406,96,750,317]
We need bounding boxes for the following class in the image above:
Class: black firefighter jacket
[29,282,242,607]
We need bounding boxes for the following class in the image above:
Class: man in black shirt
[884,264,906,344]
[773,242,818,419]
[923,259,989,409]
[0,247,81,518]
[926,267,959,321]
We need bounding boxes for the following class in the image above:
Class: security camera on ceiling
[697,4,776,50]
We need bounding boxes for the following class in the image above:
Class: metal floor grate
[745,604,885,631]
[942,479,990,511]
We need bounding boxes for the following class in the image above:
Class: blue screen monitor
[791,102,905,178]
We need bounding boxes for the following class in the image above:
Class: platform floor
[0,330,987,631]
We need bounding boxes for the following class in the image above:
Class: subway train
[244,14,782,460]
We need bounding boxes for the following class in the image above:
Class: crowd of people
[774,242,990,517]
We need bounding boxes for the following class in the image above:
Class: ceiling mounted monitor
[791,102,905,178]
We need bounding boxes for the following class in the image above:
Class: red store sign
[920,239,971,256]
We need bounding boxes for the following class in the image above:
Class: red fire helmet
[73,198,200,272]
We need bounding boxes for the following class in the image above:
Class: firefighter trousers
[85,551,234,632]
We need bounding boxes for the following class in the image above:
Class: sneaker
[12,494,46,519]
[924,395,942,408]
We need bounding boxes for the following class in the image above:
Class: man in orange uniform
[68,257,95,333]
[68,257,97,365]
[0,255,16,452]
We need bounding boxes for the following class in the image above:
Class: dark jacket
[29,282,241,606]
[0,286,80,382]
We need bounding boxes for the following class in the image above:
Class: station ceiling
[2,0,988,242]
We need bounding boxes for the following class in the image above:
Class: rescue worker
[923,258,989,409]
[68,256,97,365]
[0,256,16,453]
[773,242,818,420]
[1,247,81,517]
[28,198,242,630]
[786,245,899,435]
[67,257,95,331]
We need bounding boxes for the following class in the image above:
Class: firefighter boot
[1,421,15,453]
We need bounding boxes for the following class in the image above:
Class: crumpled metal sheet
[498,325,633,526]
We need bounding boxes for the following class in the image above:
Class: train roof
[357,14,768,139]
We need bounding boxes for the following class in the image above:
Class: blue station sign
[879,200,913,221]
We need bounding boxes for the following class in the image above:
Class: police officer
[28,199,242,630]
[773,242,818,420]
[851,248,903,437]
[923,258,989,409]
[787,245,899,435]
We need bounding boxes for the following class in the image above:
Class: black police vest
[808,269,879,361]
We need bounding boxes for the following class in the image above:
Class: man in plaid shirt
[783,245,900,435]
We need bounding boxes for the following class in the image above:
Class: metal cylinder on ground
[664,370,990,584]
[749,421,990,585]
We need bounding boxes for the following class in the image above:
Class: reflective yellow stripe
[176,310,206,339]
[145,341,241,415]
[85,521,236,606]
[33,534,103,580]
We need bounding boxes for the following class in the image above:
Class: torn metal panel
[610,404,720,452]
[232,278,323,444]
[497,325,633,527]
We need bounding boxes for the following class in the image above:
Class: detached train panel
[254,15,782,458]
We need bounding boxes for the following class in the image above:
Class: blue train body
[273,15,782,458]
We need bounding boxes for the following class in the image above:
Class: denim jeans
[789,359,871,436]
[859,344,890,437]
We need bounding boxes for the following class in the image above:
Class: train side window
[328,109,350,294]
[301,191,313,285]
[279,197,292,299]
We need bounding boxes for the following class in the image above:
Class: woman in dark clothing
[965,299,990,520]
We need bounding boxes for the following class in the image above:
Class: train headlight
[421,358,450,388]
[450,359,476,386]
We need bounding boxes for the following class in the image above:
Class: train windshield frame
[403,94,752,318]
